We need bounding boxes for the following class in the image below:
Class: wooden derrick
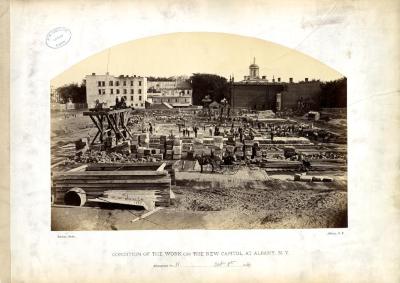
[83,108,133,146]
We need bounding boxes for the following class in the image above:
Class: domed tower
[249,57,259,79]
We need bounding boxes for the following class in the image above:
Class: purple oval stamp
[46,27,71,49]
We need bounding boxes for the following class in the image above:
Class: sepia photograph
[50,32,347,230]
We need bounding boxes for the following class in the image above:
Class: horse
[195,153,222,173]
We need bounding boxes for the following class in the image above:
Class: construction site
[51,102,347,230]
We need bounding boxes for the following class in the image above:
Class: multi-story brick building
[85,73,147,109]
[230,59,322,112]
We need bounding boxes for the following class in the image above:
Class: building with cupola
[229,58,322,112]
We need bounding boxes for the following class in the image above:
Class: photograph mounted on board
[50,32,347,231]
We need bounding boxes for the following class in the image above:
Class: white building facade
[147,80,176,91]
[147,79,192,107]
[85,73,147,109]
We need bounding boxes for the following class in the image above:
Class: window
[123,96,127,100]
[131,103,133,106]
[109,81,113,86]
[98,89,101,95]
[110,89,113,94]
[116,81,119,86]
[176,99,178,102]
[123,81,126,86]
[123,89,127,94]
[98,81,101,87]
[102,81,105,87]
[138,89,142,94]
[139,96,142,101]
[135,103,138,106]
[141,103,144,107]
[139,81,142,86]
[130,89,134,94]
[116,89,120,94]
[130,96,133,101]
[130,81,133,86]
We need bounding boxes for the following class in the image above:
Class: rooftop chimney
[278,77,281,82]
[289,77,293,83]
[262,76,266,80]
[305,78,309,82]
[92,73,96,76]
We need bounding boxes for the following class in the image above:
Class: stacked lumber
[52,163,172,207]
[310,159,347,171]
[83,162,176,184]
[261,160,302,170]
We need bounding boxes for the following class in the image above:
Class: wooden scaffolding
[83,108,133,145]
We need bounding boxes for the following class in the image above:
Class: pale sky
[51,32,344,87]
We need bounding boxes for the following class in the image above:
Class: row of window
[97,91,142,101]
[97,88,142,95]
[131,103,144,107]
[120,95,142,101]
[97,80,142,87]
[154,98,190,103]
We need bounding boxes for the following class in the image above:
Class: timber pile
[309,159,347,171]
[260,159,346,172]
[85,161,176,184]
[52,163,172,207]
[261,160,302,171]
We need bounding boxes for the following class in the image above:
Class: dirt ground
[172,174,347,229]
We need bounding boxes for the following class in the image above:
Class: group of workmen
[178,124,200,137]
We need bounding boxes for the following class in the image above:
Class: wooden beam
[83,108,132,116]
[109,113,127,141]
[51,160,66,169]
[53,179,171,184]
[67,165,88,172]
[105,115,119,138]
[99,115,104,143]
[156,162,167,172]
[89,115,102,145]
[54,170,169,177]
[130,207,163,223]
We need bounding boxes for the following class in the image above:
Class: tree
[190,73,230,105]
[320,77,347,108]
[56,82,86,103]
